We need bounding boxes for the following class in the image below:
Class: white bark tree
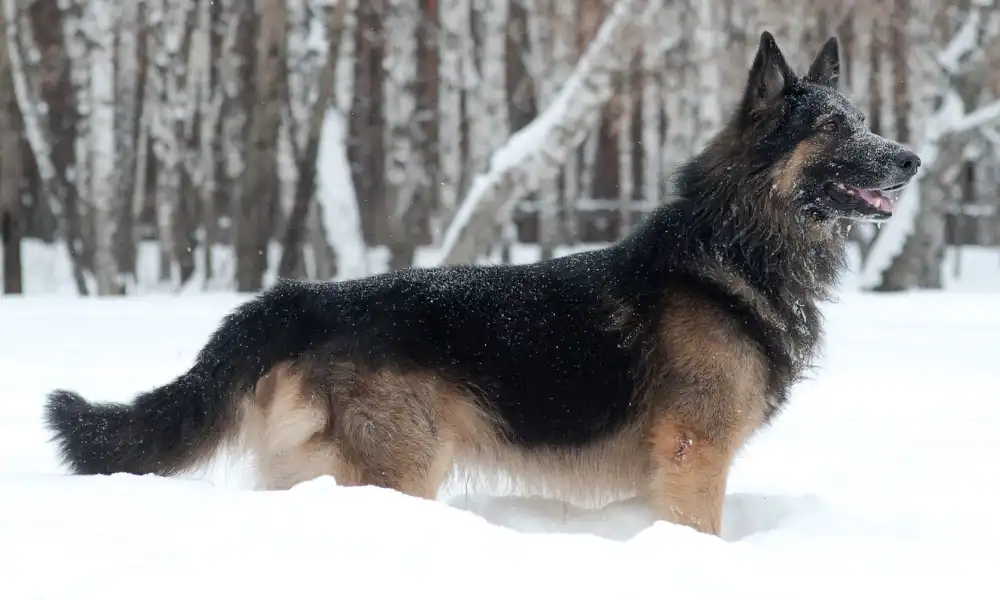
[691,0,723,149]
[2,0,89,294]
[382,0,422,269]
[315,0,367,281]
[1,0,52,208]
[0,20,24,294]
[62,0,93,281]
[472,0,513,256]
[640,18,664,218]
[235,0,286,292]
[553,0,580,246]
[470,0,510,176]
[277,0,318,276]
[660,2,692,195]
[523,0,567,259]
[277,0,356,280]
[191,0,229,287]
[218,0,248,251]
[87,0,119,295]
[112,0,141,292]
[436,0,470,230]
[147,0,197,286]
[617,57,635,235]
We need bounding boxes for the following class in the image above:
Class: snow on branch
[937,7,982,73]
[435,0,665,266]
[949,99,1000,135]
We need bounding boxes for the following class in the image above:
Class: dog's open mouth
[825,181,904,216]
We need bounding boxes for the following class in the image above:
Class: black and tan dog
[45,32,919,536]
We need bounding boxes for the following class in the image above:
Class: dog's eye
[821,119,839,133]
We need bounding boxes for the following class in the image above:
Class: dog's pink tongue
[857,189,891,212]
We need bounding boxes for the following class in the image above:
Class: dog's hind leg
[248,361,470,499]
[243,363,347,490]
[324,364,461,500]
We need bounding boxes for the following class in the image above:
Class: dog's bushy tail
[45,373,228,476]
[44,279,333,476]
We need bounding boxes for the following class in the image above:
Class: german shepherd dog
[45,32,919,536]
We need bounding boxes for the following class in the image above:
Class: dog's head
[738,32,920,223]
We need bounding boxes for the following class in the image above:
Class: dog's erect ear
[805,37,840,88]
[745,31,795,114]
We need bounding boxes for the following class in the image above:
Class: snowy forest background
[1,0,999,297]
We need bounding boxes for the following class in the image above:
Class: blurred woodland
[1,0,999,296]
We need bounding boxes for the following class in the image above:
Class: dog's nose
[895,149,921,173]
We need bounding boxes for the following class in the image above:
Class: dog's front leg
[646,414,741,536]
[649,293,771,535]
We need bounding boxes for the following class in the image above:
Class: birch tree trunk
[3,0,88,294]
[473,0,513,257]
[194,0,228,287]
[87,0,119,295]
[382,0,421,270]
[277,0,349,278]
[63,0,95,279]
[617,61,635,236]
[218,0,249,285]
[662,62,694,195]
[278,0,315,253]
[691,0,722,149]
[877,137,961,290]
[554,0,580,247]
[876,0,923,290]
[147,0,175,283]
[313,0,366,281]
[148,0,198,286]
[438,0,666,265]
[469,0,509,175]
[171,0,215,289]
[868,19,884,136]
[436,0,467,231]
[640,23,664,215]
[0,27,23,294]
[661,1,694,197]
[112,0,141,292]
[525,0,562,260]
[235,0,286,291]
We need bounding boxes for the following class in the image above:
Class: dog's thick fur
[45,32,920,535]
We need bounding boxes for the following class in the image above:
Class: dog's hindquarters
[243,361,494,497]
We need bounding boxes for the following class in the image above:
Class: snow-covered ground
[1,288,999,599]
